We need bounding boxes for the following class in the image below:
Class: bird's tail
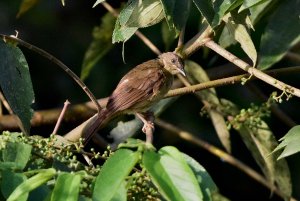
[83,109,111,144]
[63,109,112,145]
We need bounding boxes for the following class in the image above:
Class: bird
[81,52,185,144]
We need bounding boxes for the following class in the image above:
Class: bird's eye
[171,59,176,64]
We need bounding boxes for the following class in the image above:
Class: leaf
[272,125,300,159]
[172,0,191,31]
[51,173,81,201]
[112,1,138,43]
[257,0,300,70]
[110,182,127,201]
[16,0,39,18]
[81,13,115,80]
[192,0,214,26]
[93,0,106,8]
[7,168,56,201]
[159,0,176,30]
[222,11,257,66]
[0,142,32,170]
[248,0,273,24]
[93,149,140,201]
[0,40,35,134]
[143,146,203,201]
[238,0,269,13]
[161,21,177,51]
[1,171,27,201]
[212,0,240,27]
[182,153,218,201]
[125,0,165,28]
[185,60,231,152]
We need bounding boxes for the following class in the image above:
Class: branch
[204,39,300,98]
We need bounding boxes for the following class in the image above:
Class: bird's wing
[106,60,166,113]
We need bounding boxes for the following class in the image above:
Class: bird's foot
[136,112,155,144]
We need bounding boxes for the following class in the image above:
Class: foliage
[0,0,300,200]
[0,132,219,200]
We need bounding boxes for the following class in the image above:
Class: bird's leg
[136,112,155,144]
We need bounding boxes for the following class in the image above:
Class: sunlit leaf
[126,0,165,28]
[0,40,35,134]
[112,1,138,43]
[7,168,56,201]
[143,146,203,201]
[93,149,139,201]
[238,0,269,13]
[17,0,39,18]
[223,11,257,66]
[81,13,115,80]
[257,0,300,70]
[182,153,218,201]
[272,125,300,159]
[185,60,231,152]
[51,173,81,201]
[248,0,273,24]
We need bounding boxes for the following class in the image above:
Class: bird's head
[159,52,185,76]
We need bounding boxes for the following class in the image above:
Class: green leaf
[81,13,115,80]
[172,0,191,31]
[0,142,32,170]
[112,1,138,43]
[248,0,273,24]
[1,171,27,201]
[182,153,217,201]
[222,11,257,66]
[110,182,127,201]
[125,0,165,28]
[212,0,240,27]
[0,40,35,134]
[192,0,214,25]
[93,0,106,8]
[272,125,300,159]
[159,0,176,30]
[161,21,177,51]
[16,0,39,18]
[238,0,269,13]
[93,149,140,201]
[51,173,81,201]
[7,168,56,201]
[143,146,203,201]
[257,0,300,70]
[185,60,231,152]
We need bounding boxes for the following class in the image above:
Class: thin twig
[0,91,13,114]
[155,118,294,201]
[205,39,300,98]
[52,100,70,134]
[0,34,102,114]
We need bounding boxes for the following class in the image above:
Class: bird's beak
[177,66,186,77]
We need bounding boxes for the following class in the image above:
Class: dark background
[1,0,299,200]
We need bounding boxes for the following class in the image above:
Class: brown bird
[79,52,185,144]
